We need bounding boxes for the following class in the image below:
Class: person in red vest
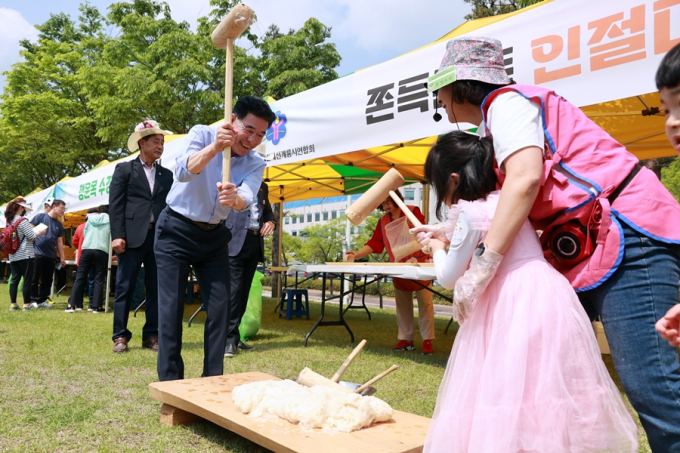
[346,190,435,355]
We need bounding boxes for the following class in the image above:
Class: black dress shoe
[237,341,254,351]
[224,343,238,358]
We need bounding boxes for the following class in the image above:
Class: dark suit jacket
[226,182,275,261]
[109,157,173,249]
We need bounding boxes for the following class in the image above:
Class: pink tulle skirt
[424,259,638,453]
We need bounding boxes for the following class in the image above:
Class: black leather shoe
[224,343,238,358]
[237,341,254,351]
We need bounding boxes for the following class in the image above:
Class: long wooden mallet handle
[330,339,367,383]
[211,4,254,184]
[388,191,422,227]
[353,364,399,394]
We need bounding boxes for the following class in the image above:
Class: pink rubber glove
[452,245,503,323]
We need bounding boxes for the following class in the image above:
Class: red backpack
[0,217,26,254]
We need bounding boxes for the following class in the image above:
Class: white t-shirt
[478,91,545,173]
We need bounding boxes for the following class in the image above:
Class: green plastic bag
[7,274,23,292]
[239,271,264,342]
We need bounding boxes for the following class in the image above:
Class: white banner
[0,186,55,228]
[53,134,191,215]
[263,0,680,166]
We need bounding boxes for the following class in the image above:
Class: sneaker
[75,307,83,312]
[23,303,38,311]
[10,304,19,311]
[38,301,53,309]
[87,308,94,312]
[93,308,105,313]
[64,305,76,313]
[393,340,415,351]
[422,340,433,355]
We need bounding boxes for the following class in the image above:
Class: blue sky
[0,0,469,93]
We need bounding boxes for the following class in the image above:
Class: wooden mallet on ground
[211,3,255,183]
[330,339,367,383]
[345,168,422,228]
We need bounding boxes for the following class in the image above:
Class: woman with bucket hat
[416,37,680,452]
[4,198,46,310]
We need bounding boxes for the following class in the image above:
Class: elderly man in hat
[109,120,173,353]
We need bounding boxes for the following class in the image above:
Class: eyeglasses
[235,119,266,144]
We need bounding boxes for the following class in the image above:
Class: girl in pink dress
[412,131,638,453]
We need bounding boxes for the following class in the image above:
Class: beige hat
[127,120,173,152]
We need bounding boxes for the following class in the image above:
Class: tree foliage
[463,0,543,20]
[0,0,340,201]
[661,158,680,203]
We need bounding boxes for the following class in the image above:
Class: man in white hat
[109,120,173,353]
[43,197,54,213]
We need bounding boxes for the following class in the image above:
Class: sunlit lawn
[0,290,650,452]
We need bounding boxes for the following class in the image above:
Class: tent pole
[277,186,284,299]
[422,183,430,224]
[105,238,112,313]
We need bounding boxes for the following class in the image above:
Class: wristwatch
[474,242,486,257]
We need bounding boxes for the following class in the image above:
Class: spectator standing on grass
[29,199,66,308]
[66,206,110,313]
[6,198,46,311]
[224,180,275,358]
[42,197,53,214]
[72,208,99,310]
[109,120,173,353]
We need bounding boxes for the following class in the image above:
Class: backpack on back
[0,218,25,254]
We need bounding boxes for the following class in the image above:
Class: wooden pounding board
[149,372,430,453]
[325,262,434,268]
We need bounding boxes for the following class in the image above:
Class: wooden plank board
[149,372,429,453]
[325,262,434,268]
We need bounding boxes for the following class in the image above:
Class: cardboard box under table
[149,372,430,453]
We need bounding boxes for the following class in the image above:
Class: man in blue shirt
[154,95,275,381]
[30,199,66,307]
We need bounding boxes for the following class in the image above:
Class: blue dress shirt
[166,125,266,223]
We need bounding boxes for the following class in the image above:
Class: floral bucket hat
[427,37,510,93]
[127,119,173,152]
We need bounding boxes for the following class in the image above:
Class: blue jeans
[580,221,680,453]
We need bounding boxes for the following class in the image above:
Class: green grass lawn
[0,290,650,452]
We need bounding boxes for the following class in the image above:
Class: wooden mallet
[330,339,367,383]
[345,168,422,228]
[211,3,255,183]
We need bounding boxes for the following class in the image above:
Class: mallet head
[211,3,255,49]
[345,169,405,226]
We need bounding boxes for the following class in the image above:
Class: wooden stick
[388,191,422,227]
[330,339,367,383]
[222,37,234,184]
[353,364,399,394]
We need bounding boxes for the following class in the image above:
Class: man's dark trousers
[112,227,158,342]
[227,232,261,346]
[31,255,55,303]
[154,210,231,381]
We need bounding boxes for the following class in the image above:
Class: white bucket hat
[16,199,33,212]
[127,120,173,152]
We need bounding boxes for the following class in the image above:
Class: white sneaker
[65,305,75,313]
[38,301,53,309]
[75,308,83,311]
[87,308,94,312]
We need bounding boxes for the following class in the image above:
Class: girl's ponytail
[425,132,498,220]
